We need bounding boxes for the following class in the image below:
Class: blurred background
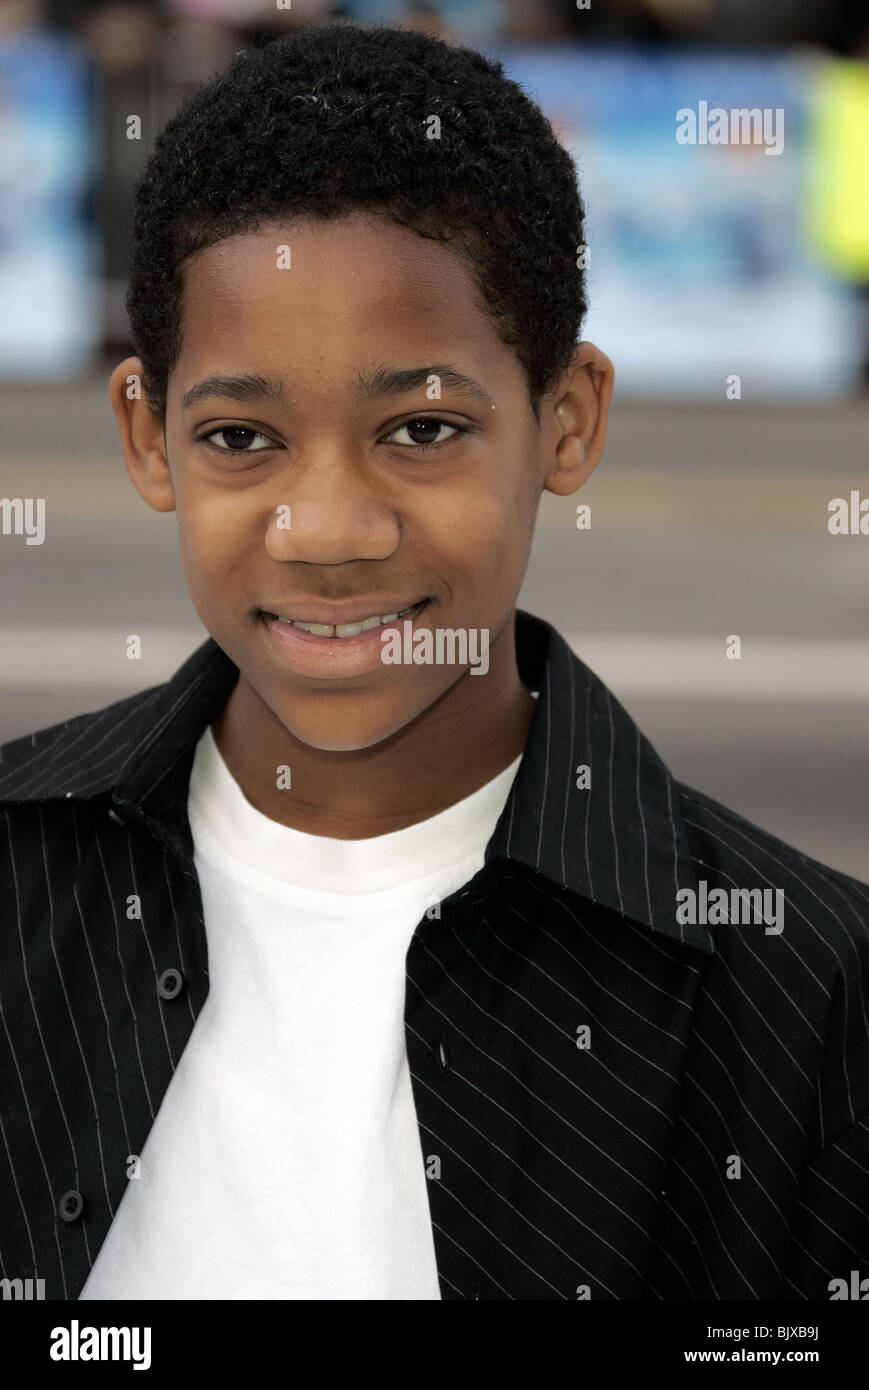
[1,0,867,877]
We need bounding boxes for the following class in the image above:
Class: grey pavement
[1,377,866,880]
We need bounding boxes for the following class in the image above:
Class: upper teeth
[277,604,418,638]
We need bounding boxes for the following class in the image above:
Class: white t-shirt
[80,724,522,1300]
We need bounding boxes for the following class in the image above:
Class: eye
[383,417,467,451]
[197,426,277,453]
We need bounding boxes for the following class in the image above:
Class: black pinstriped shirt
[1,608,867,1300]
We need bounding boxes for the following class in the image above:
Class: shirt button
[58,1190,84,1222]
[108,808,123,825]
[157,967,184,1000]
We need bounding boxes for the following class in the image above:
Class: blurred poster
[496,47,860,398]
[0,33,96,377]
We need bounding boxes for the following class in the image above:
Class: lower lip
[261,601,429,680]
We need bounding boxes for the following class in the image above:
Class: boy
[1,22,867,1301]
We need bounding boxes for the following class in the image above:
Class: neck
[211,616,535,839]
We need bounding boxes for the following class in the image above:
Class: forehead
[173,212,515,395]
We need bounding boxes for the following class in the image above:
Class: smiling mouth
[261,600,428,640]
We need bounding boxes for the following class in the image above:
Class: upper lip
[261,598,427,626]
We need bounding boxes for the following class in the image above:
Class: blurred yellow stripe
[538,471,866,529]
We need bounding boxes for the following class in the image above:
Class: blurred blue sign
[0,34,96,377]
[494,46,859,398]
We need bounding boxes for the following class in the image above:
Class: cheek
[435,497,532,607]
[461,463,538,561]
[174,492,254,597]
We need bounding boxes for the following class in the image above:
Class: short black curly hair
[127,21,588,420]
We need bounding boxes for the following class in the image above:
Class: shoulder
[0,683,165,805]
[675,778,869,1029]
[676,781,869,1140]
[676,778,869,932]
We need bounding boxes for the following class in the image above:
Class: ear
[541,341,614,498]
[109,357,176,513]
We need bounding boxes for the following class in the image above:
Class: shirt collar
[0,608,709,952]
[494,610,709,951]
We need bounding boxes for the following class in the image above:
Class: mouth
[261,599,427,640]
[258,599,430,679]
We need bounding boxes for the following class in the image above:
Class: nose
[264,439,401,565]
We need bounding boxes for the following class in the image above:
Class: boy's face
[115,212,608,751]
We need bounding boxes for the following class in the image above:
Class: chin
[272,704,413,754]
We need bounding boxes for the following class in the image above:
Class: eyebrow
[180,363,490,413]
[356,363,491,406]
[181,374,284,413]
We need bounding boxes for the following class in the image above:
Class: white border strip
[0,627,866,701]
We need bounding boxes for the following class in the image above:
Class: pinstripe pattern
[0,609,866,1299]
